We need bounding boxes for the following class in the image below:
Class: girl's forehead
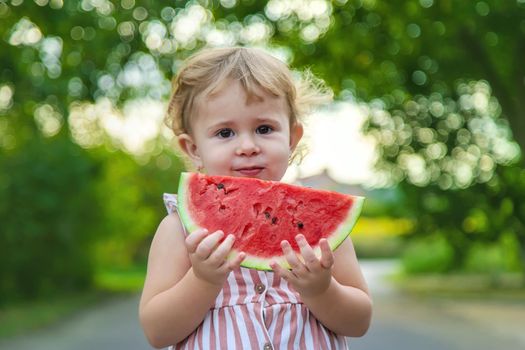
[197,80,285,110]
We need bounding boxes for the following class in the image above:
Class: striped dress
[164,193,348,350]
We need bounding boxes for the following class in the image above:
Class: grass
[94,265,146,292]
[0,266,146,340]
[352,216,412,258]
[390,270,525,300]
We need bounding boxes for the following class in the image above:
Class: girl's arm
[300,238,372,337]
[271,236,372,337]
[139,214,243,348]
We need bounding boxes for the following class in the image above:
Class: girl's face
[178,79,303,181]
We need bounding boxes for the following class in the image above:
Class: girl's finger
[270,261,295,280]
[228,251,246,270]
[208,234,235,265]
[319,239,334,269]
[296,234,320,271]
[185,229,208,253]
[281,240,305,273]
[195,230,224,259]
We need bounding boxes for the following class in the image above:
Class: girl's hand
[185,229,245,287]
[270,234,334,298]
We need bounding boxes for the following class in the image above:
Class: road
[0,260,523,349]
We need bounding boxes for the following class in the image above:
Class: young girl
[139,47,372,349]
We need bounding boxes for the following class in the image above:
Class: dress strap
[163,193,188,236]
[163,193,179,215]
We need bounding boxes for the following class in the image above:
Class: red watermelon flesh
[177,172,364,271]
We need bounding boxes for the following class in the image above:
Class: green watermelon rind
[177,172,200,234]
[177,172,365,271]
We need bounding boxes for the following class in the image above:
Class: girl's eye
[256,125,273,135]
[216,128,234,138]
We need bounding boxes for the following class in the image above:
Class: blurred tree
[0,135,101,303]
[1,0,524,281]
[205,0,525,271]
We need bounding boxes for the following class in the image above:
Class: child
[139,47,372,349]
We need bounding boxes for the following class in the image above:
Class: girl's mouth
[234,167,264,176]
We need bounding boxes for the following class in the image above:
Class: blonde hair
[166,46,332,138]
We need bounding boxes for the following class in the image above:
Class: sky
[284,101,376,185]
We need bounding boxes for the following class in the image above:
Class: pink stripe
[240,268,254,305]
[174,337,188,349]
[209,310,216,349]
[264,305,273,329]
[329,330,338,349]
[339,334,348,349]
[234,268,247,305]
[196,319,204,349]
[252,302,271,345]
[249,269,262,303]
[271,305,286,347]
[221,275,232,306]
[299,306,308,349]
[286,304,299,349]
[320,324,336,349]
[309,314,330,349]
[218,309,228,349]
[281,278,300,303]
[240,306,262,349]
[273,273,299,305]
[187,331,196,349]
[265,272,288,305]
[226,307,244,348]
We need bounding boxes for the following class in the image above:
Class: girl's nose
[235,134,260,156]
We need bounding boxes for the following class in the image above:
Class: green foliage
[464,237,522,274]
[92,148,184,269]
[401,234,454,274]
[399,163,525,271]
[1,0,524,290]
[0,135,102,303]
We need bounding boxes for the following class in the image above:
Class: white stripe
[340,334,349,349]
[240,268,254,304]
[233,306,252,349]
[279,277,298,303]
[304,309,314,347]
[268,305,280,340]
[214,288,224,308]
[223,307,234,349]
[228,270,240,305]
[319,322,332,349]
[201,310,211,348]
[213,309,221,350]
[294,304,304,349]
[267,272,285,304]
[279,305,292,350]
[248,304,267,346]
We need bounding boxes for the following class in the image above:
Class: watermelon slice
[177,172,364,271]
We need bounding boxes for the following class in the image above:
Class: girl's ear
[289,122,304,152]
[178,133,203,169]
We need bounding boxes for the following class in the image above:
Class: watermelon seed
[272,217,278,225]
[297,222,304,229]
[216,183,224,190]
[264,211,271,219]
